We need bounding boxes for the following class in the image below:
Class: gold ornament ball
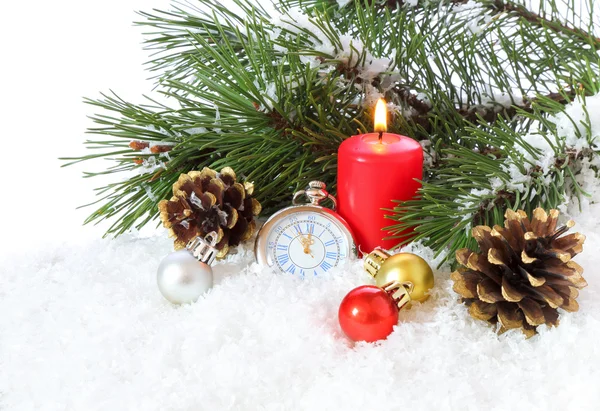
[364,250,434,303]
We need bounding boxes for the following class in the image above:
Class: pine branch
[371,0,600,47]
[488,0,600,47]
[64,0,600,258]
[391,86,581,131]
[386,91,600,263]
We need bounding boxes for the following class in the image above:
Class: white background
[0,0,174,251]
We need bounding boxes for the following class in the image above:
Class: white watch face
[265,210,350,275]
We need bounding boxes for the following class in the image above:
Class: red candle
[337,99,423,254]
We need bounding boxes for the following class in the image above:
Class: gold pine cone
[158,167,261,258]
[451,208,587,338]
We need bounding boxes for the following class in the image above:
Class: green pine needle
[62,0,600,263]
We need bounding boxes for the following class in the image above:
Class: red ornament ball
[338,285,399,342]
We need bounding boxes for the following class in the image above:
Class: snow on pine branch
[137,156,167,176]
[508,94,600,179]
[271,6,394,105]
[460,93,600,227]
[268,2,544,117]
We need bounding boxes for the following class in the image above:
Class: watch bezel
[254,205,357,271]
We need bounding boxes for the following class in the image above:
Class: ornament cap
[383,281,414,310]
[364,248,392,277]
[365,249,434,303]
[186,231,218,266]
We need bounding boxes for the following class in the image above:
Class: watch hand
[305,233,314,257]
[299,233,314,257]
[302,240,312,255]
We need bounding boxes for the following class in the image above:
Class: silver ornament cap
[157,232,218,304]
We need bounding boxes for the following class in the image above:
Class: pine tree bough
[62,0,600,263]
[392,86,580,132]
[491,0,600,47]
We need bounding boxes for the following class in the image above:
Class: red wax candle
[337,101,423,254]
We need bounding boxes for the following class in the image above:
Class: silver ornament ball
[157,232,219,305]
[157,250,213,304]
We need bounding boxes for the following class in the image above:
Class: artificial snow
[189,192,206,210]
[553,95,600,151]
[2,198,600,410]
[142,183,158,202]
[336,0,352,8]
[212,103,222,134]
[144,124,182,138]
[518,94,600,157]
[184,127,208,135]
[137,156,167,175]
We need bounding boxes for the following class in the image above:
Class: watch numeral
[324,239,335,247]
[277,254,289,266]
[306,223,315,234]
[320,261,333,271]
[286,264,296,274]
[277,244,288,251]
[326,251,337,260]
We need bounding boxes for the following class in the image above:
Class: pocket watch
[255,181,356,275]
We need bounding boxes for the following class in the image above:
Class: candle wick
[378,131,383,143]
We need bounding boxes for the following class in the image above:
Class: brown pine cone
[451,208,587,338]
[158,167,261,258]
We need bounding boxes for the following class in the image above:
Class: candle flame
[374,98,387,133]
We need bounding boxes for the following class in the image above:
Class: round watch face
[255,206,355,275]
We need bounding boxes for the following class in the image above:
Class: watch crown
[292,180,337,210]
[308,181,326,190]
